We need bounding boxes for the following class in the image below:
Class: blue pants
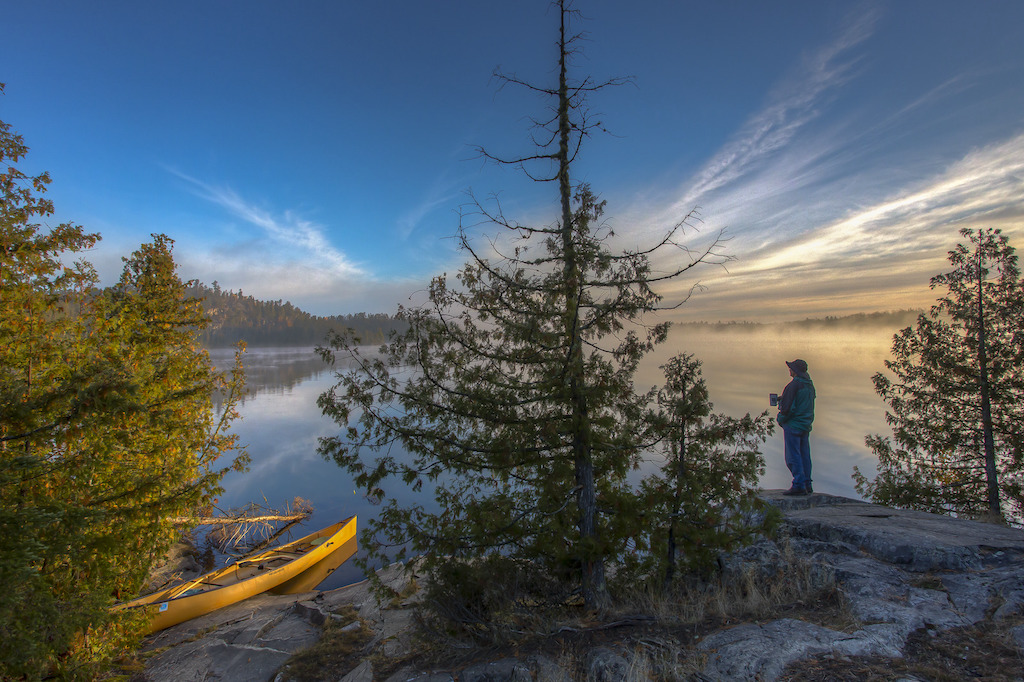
[783,426,812,489]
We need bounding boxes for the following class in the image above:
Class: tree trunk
[976,244,1001,519]
[664,414,687,587]
[554,0,607,611]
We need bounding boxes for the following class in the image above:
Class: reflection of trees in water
[211,332,898,500]
[239,354,329,403]
[209,346,380,410]
[209,348,323,409]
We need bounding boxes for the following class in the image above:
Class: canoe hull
[118,516,357,633]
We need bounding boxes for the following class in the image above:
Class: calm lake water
[209,323,895,590]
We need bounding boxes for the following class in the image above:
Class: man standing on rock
[777,359,816,495]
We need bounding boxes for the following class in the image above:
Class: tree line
[677,310,925,332]
[186,282,405,348]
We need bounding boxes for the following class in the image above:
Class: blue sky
[4,1,1024,319]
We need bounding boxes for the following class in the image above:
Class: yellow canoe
[117,516,357,633]
[270,533,357,596]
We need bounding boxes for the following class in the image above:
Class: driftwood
[182,496,315,554]
[237,518,305,559]
[168,511,310,525]
[144,498,316,591]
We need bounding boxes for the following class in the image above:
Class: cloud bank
[630,8,1024,321]
[164,171,424,314]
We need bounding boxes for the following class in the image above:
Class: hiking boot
[782,486,808,496]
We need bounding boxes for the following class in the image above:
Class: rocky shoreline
[135,492,1024,681]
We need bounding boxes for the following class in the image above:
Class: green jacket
[777,374,815,432]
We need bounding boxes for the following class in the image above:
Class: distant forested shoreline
[678,309,924,333]
[187,282,406,347]
[190,279,922,348]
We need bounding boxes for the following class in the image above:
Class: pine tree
[317,2,727,610]
[855,228,1024,523]
[0,89,247,676]
[635,354,774,585]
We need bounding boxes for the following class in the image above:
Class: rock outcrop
[700,492,1024,680]
[138,564,413,681]
[137,492,1024,681]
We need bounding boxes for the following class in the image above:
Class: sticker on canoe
[159,603,168,612]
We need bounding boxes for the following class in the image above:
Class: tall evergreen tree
[0,89,247,677]
[855,228,1024,523]
[318,2,726,609]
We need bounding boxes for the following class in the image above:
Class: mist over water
[646,324,895,497]
[210,321,897,589]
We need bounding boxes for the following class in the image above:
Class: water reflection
[209,325,896,589]
[209,347,373,590]
[210,346,332,403]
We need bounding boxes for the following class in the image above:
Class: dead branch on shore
[237,517,306,559]
[169,511,311,525]
[184,496,315,554]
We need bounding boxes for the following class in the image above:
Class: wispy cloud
[170,170,365,278]
[633,6,1024,321]
[656,129,1024,320]
[756,130,1024,271]
[396,170,467,241]
[155,170,429,314]
[674,7,878,213]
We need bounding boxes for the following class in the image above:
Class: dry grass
[909,572,945,591]
[614,542,857,635]
[390,544,856,681]
[415,554,580,650]
[621,636,709,681]
[387,576,420,609]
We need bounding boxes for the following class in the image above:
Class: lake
[209,322,896,590]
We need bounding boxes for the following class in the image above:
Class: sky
[3,1,1024,320]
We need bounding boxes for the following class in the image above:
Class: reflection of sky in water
[214,327,895,588]
[210,347,398,590]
